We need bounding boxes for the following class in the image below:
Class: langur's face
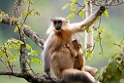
[51,19,62,30]
[72,39,82,49]
[51,17,68,31]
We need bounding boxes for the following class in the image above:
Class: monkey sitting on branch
[51,39,96,83]
[67,39,98,77]
[42,6,105,83]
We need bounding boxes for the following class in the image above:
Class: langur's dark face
[53,20,62,30]
[72,39,82,49]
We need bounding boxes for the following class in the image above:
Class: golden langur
[68,39,97,77]
[67,39,85,71]
[51,39,95,83]
[42,6,105,83]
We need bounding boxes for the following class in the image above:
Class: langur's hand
[43,72,51,79]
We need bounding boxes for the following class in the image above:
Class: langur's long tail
[62,69,95,83]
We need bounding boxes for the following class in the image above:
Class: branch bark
[84,1,93,53]
[14,0,27,74]
[0,71,62,83]
[23,28,45,49]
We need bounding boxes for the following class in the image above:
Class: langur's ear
[50,16,56,22]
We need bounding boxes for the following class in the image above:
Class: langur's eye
[54,21,57,24]
[58,21,62,26]
[73,39,77,43]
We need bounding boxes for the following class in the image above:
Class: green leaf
[8,53,17,62]
[85,25,90,33]
[23,24,31,28]
[8,38,23,44]
[0,50,5,58]
[31,58,42,66]
[86,50,92,59]
[94,36,102,43]
[29,0,33,4]
[14,26,19,32]
[14,24,21,32]
[95,68,104,80]
[99,52,106,56]
[109,76,119,83]
[62,3,70,10]
[72,0,77,4]
[35,11,40,16]
[27,69,32,73]
[30,9,40,16]
[122,69,124,78]
[66,12,75,20]
[108,60,118,73]
[98,28,106,33]
[84,0,89,4]
[119,38,124,45]
[70,5,76,11]
[26,44,32,50]
[13,18,18,23]
[9,18,13,25]
[0,17,3,22]
[79,11,84,19]
[22,0,28,3]
[103,10,109,18]
[9,43,19,50]
[32,50,38,56]
[27,59,31,63]
[21,11,27,18]
[5,14,9,18]
[28,50,38,56]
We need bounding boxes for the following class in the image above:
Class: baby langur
[42,6,105,83]
[66,39,85,71]
[67,39,97,76]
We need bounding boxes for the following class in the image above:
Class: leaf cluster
[95,39,124,83]
[62,0,86,19]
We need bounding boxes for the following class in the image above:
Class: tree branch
[1,16,45,49]
[84,1,94,54]
[23,28,45,49]
[0,71,63,83]
[14,0,27,74]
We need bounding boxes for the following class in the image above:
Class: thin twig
[97,15,104,53]
[113,43,122,48]
[98,16,101,29]
[26,60,36,75]
[100,39,103,53]
[77,5,86,15]
[22,1,33,24]
[111,1,124,6]
[0,59,10,71]
[92,43,96,52]
[2,41,13,72]
[75,2,83,7]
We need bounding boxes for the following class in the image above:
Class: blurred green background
[0,0,124,83]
